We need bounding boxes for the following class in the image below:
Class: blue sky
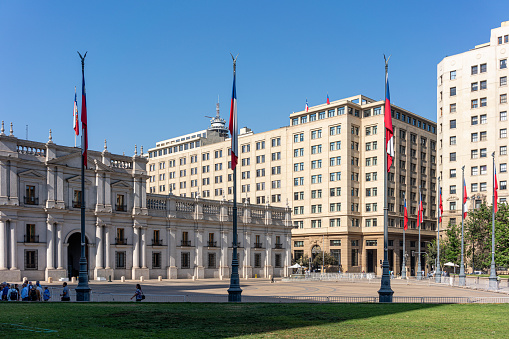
[0,1,507,155]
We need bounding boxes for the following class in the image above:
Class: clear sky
[1,1,508,156]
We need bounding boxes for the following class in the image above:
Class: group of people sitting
[0,281,51,301]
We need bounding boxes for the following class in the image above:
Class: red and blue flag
[229,70,238,170]
[385,71,394,172]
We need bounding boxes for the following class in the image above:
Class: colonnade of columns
[0,219,18,270]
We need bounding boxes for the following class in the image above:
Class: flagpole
[76,51,91,301]
[459,166,466,286]
[417,186,422,280]
[378,55,393,302]
[435,177,442,283]
[227,55,242,302]
[489,152,497,289]
[401,193,406,279]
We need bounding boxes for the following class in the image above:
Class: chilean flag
[417,191,423,228]
[81,61,88,167]
[495,168,499,213]
[438,186,443,223]
[305,99,309,112]
[404,198,408,231]
[463,179,468,219]
[326,93,330,105]
[385,70,394,172]
[73,87,79,136]
[229,70,238,171]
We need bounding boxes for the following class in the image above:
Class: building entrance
[367,249,377,273]
[67,232,89,279]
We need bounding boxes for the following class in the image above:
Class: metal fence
[31,288,509,304]
[284,272,376,282]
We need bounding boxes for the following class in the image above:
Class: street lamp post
[377,55,394,302]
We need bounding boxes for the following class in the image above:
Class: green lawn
[1,302,508,338]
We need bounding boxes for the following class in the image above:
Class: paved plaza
[39,278,506,299]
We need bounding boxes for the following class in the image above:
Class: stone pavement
[42,278,505,298]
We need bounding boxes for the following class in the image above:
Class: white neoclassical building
[0,124,292,282]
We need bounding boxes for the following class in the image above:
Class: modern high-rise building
[438,21,509,227]
[148,94,437,276]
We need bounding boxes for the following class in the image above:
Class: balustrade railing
[110,159,133,169]
[24,235,39,243]
[115,237,127,245]
[24,196,39,205]
[17,144,46,157]
[203,204,220,214]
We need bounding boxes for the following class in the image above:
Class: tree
[464,202,492,271]
[312,251,338,267]
[495,203,509,268]
[443,222,461,265]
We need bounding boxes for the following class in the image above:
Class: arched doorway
[67,233,89,279]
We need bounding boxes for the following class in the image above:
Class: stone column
[46,222,54,269]
[56,224,63,269]
[243,231,252,278]
[168,227,177,279]
[220,229,229,279]
[104,225,111,269]
[141,227,147,268]
[10,220,17,269]
[0,220,7,270]
[265,232,273,278]
[195,230,204,279]
[132,226,140,268]
[95,225,104,269]
[56,167,64,207]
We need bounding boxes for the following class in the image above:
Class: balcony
[274,243,283,249]
[115,204,127,212]
[181,240,192,247]
[254,242,263,249]
[72,200,82,208]
[230,241,241,248]
[207,241,217,247]
[24,235,39,243]
[115,237,127,245]
[24,197,39,205]
[152,239,163,246]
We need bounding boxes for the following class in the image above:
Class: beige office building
[438,21,509,227]
[148,95,437,275]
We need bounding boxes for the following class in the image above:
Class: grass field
[1,302,508,338]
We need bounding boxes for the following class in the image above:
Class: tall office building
[148,94,437,275]
[438,21,509,227]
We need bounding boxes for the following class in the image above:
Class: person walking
[1,283,9,301]
[21,283,29,301]
[7,284,19,301]
[35,281,43,301]
[43,287,51,302]
[61,282,70,301]
[130,284,144,302]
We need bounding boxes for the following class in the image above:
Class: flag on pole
[438,186,443,223]
[417,190,423,228]
[229,69,238,171]
[495,168,499,213]
[81,62,88,167]
[404,198,408,231]
[385,69,394,172]
[463,179,468,219]
[305,99,309,112]
[73,87,79,136]
[326,93,330,105]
